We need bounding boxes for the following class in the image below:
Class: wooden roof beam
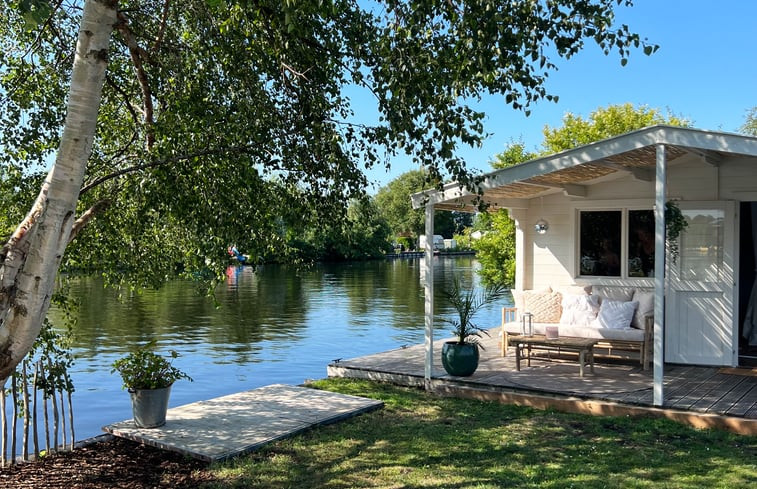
[522,179,587,198]
[683,148,724,166]
[594,160,654,182]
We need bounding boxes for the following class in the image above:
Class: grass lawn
[206,378,756,488]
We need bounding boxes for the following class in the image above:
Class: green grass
[205,379,756,488]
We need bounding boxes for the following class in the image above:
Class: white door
[666,201,738,366]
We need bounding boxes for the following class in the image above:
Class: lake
[5,256,507,447]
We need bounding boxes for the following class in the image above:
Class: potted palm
[440,276,504,376]
[111,342,192,428]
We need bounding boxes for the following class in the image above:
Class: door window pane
[628,210,655,277]
[679,209,724,281]
[579,211,621,276]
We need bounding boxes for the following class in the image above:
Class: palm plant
[441,276,505,347]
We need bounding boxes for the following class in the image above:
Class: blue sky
[363,0,757,191]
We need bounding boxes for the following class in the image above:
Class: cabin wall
[515,152,757,292]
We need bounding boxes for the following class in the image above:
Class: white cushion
[632,289,654,329]
[553,284,593,296]
[593,286,634,303]
[591,300,638,329]
[559,294,600,326]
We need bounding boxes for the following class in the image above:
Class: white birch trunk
[0,0,118,382]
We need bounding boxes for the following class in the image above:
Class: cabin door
[666,201,738,366]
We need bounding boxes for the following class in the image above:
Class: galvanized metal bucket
[129,385,172,428]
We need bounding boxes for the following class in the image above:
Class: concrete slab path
[103,384,383,461]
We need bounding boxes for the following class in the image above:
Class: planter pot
[441,341,479,376]
[129,385,172,428]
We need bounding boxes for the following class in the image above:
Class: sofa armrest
[501,307,518,356]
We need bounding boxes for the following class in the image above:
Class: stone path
[103,384,383,461]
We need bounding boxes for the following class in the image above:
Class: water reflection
[38,256,506,442]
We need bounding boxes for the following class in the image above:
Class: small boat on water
[227,245,250,264]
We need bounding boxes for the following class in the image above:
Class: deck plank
[727,383,757,417]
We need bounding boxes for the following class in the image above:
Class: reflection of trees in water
[50,257,495,362]
[339,257,482,332]
[213,265,309,349]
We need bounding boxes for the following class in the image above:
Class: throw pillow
[511,287,551,320]
[591,299,638,329]
[554,284,593,296]
[632,289,654,330]
[559,294,600,326]
[522,290,562,323]
[593,286,634,303]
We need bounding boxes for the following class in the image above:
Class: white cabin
[412,126,757,405]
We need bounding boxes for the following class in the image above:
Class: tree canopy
[742,107,757,136]
[0,0,656,380]
[491,103,690,169]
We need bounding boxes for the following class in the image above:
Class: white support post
[423,203,435,389]
[653,144,666,406]
[510,209,527,291]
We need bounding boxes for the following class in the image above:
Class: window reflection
[579,211,621,277]
[680,210,723,281]
[628,210,655,277]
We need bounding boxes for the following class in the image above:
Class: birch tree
[0,0,656,382]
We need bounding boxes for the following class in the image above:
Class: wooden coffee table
[510,335,597,377]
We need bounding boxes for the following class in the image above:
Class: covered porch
[410,126,757,408]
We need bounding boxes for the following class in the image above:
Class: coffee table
[510,335,597,377]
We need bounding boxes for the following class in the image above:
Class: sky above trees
[362,0,757,190]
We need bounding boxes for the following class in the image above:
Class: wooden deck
[327,329,757,435]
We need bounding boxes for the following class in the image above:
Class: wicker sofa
[500,285,653,370]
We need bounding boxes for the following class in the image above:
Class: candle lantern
[521,312,534,337]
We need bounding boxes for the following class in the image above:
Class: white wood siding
[518,153,757,291]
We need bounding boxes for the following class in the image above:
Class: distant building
[418,234,444,250]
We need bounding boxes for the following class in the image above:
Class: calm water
[17,256,505,443]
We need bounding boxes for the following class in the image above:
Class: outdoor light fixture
[534,197,549,234]
[534,219,549,234]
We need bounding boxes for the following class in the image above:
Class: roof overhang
[411,125,757,212]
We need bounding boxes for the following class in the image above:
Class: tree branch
[151,0,172,54]
[116,12,155,151]
[68,200,111,243]
[79,145,256,195]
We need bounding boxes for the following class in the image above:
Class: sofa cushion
[511,287,551,318]
[592,299,638,329]
[553,284,593,296]
[501,322,646,342]
[593,286,634,303]
[522,290,562,323]
[632,289,654,329]
[559,294,600,326]
[558,324,646,342]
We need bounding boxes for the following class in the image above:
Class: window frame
[574,201,655,282]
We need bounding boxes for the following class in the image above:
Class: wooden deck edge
[327,365,427,388]
[431,382,757,436]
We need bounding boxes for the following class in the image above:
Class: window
[579,209,655,278]
[579,211,621,276]
[628,210,655,277]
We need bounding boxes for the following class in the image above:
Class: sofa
[501,285,653,370]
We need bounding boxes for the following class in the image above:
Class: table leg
[527,345,532,367]
[578,349,585,377]
[515,343,521,371]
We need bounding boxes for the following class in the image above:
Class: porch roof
[411,125,757,212]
